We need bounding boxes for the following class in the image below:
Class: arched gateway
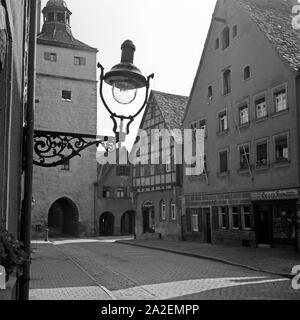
[99,212,114,236]
[48,197,79,237]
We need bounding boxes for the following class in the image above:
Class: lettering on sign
[251,189,298,201]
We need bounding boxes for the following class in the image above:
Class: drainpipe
[19,0,37,300]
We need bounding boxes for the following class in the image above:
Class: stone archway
[99,212,114,236]
[121,211,135,235]
[48,197,79,237]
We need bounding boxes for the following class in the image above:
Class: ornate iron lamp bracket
[33,130,115,167]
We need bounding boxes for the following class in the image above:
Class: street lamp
[98,40,154,140]
[33,40,154,167]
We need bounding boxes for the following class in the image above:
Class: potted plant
[0,224,28,300]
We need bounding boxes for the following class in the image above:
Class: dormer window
[222,27,230,50]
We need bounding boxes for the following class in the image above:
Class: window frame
[242,206,251,230]
[254,92,268,120]
[61,159,70,171]
[44,52,57,62]
[61,90,72,102]
[221,26,230,50]
[160,200,166,221]
[255,138,268,167]
[232,25,237,38]
[116,188,126,199]
[239,102,249,125]
[74,56,86,66]
[239,143,251,170]
[170,200,176,221]
[272,83,288,114]
[274,132,290,163]
[243,66,251,80]
[192,209,199,232]
[218,207,227,229]
[230,206,240,230]
[217,109,228,133]
[219,149,229,174]
[222,68,231,95]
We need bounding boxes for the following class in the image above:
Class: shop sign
[251,189,298,201]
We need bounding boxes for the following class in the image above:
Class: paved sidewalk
[117,239,300,279]
[29,242,114,300]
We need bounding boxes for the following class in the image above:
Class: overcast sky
[40,0,217,149]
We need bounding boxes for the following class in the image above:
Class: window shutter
[212,207,219,229]
[80,57,86,65]
[44,52,51,61]
[225,206,230,229]
[186,208,191,232]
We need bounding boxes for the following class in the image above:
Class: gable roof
[183,0,300,122]
[150,90,188,130]
[239,0,300,72]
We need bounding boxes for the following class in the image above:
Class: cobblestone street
[29,240,300,300]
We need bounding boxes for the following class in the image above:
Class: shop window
[256,141,268,167]
[255,97,267,119]
[222,69,231,95]
[272,207,296,241]
[219,207,227,229]
[192,210,199,232]
[239,104,249,125]
[218,110,228,132]
[160,200,166,220]
[239,144,250,169]
[242,206,251,230]
[170,200,176,220]
[62,90,72,101]
[231,207,239,229]
[219,150,228,173]
[275,135,289,162]
[222,27,230,50]
[274,86,287,112]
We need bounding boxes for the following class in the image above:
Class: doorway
[203,207,212,243]
[121,211,135,235]
[142,201,155,233]
[255,205,271,245]
[99,212,114,236]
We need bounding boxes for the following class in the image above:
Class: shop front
[251,189,298,250]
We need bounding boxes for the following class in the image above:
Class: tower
[32,0,98,237]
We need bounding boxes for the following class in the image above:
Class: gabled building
[183,0,300,250]
[133,90,188,240]
[32,0,98,238]
[95,148,136,237]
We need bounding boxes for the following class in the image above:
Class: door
[203,208,212,243]
[256,206,271,245]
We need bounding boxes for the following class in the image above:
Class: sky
[40,0,217,150]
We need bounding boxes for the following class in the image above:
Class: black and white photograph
[0,0,300,311]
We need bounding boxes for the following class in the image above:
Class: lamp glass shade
[112,82,137,105]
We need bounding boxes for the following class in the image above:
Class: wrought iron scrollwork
[33,130,116,167]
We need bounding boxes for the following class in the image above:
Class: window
[57,13,65,23]
[275,135,289,162]
[239,104,249,125]
[231,207,239,229]
[219,150,228,173]
[62,90,71,101]
[44,52,57,62]
[255,97,267,119]
[207,86,213,99]
[242,206,251,230]
[233,25,237,38]
[219,207,227,229]
[116,165,130,176]
[160,200,166,220]
[222,27,230,50]
[218,110,228,132]
[274,88,287,112]
[199,119,207,138]
[116,188,126,199]
[74,56,86,66]
[47,12,54,22]
[103,187,112,198]
[215,38,219,50]
[191,121,198,156]
[256,141,268,167]
[243,66,250,80]
[192,210,199,232]
[239,144,250,169]
[223,69,231,95]
[170,200,176,220]
[61,159,70,171]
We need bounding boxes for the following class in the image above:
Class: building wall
[135,188,182,241]
[32,42,98,237]
[96,165,136,236]
[183,0,300,249]
[0,0,28,235]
